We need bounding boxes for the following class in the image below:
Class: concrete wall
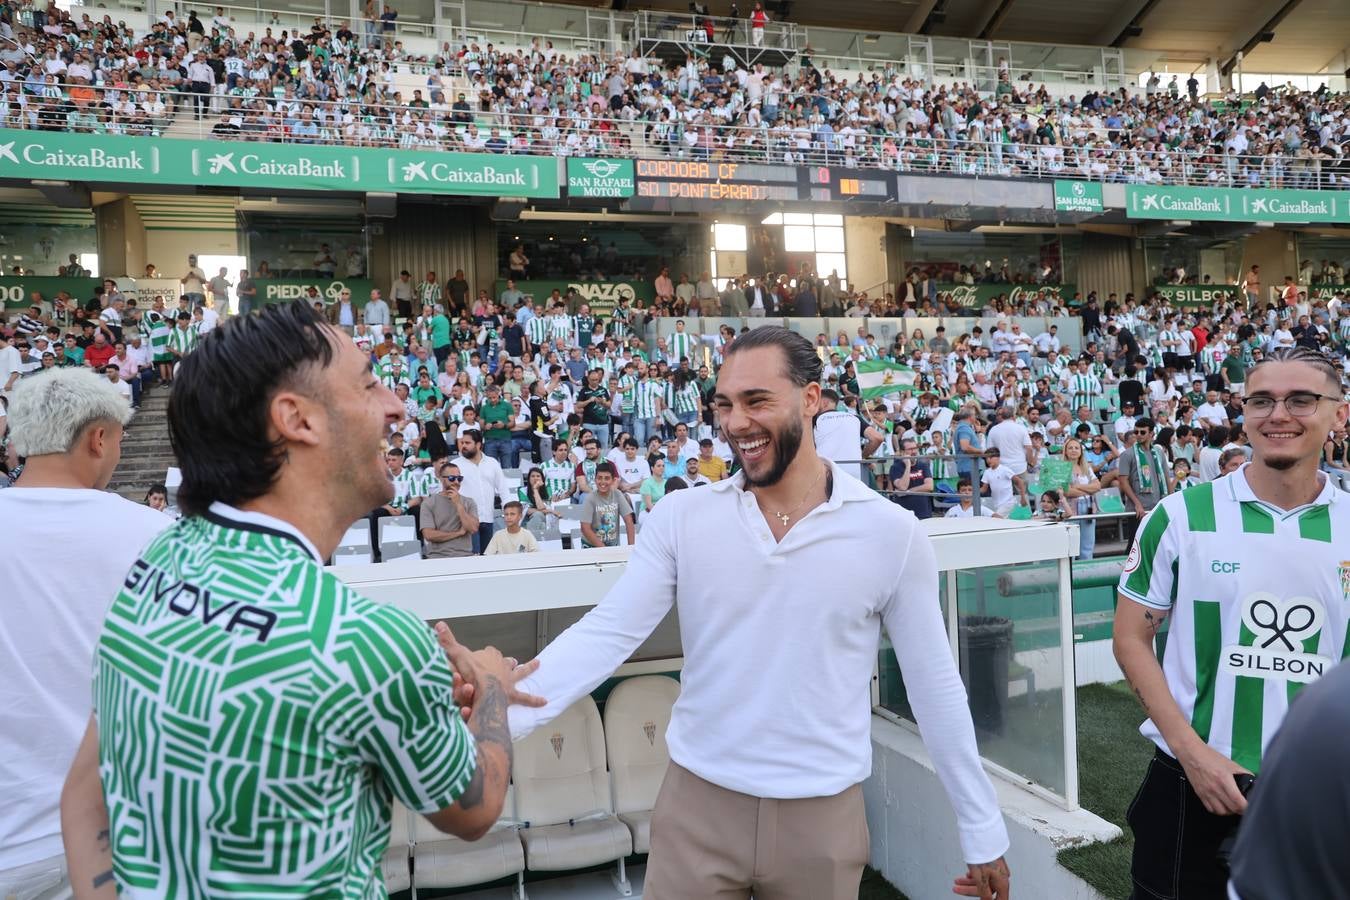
[373,205,493,296]
[845,216,890,296]
[94,198,147,279]
[865,719,1118,900]
[1076,232,1139,299]
[144,225,239,267]
[1241,228,1300,290]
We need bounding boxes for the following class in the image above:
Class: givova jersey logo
[1221,592,1332,683]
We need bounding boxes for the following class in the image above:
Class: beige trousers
[644,764,870,900]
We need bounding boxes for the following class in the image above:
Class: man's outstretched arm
[61,715,116,900]
[506,495,681,739]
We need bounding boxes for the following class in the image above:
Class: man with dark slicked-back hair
[506,326,1011,900]
[60,301,544,899]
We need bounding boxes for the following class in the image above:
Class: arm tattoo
[458,675,512,810]
[1144,610,1165,635]
[92,829,114,888]
[1127,676,1150,715]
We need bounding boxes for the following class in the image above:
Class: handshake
[434,621,546,719]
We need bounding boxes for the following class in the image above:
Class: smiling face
[714,345,818,489]
[318,334,404,513]
[1244,360,1348,472]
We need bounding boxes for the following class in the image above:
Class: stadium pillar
[94,197,146,280]
[1241,229,1298,297]
[844,217,889,298]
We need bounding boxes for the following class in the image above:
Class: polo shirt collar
[1225,462,1338,509]
[712,456,874,512]
[206,501,323,562]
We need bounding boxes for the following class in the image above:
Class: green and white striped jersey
[1118,469,1350,773]
[167,325,198,357]
[669,332,695,364]
[526,315,550,346]
[1068,373,1101,409]
[541,459,575,497]
[93,505,476,898]
[392,466,437,511]
[633,379,663,419]
[672,382,701,415]
[618,374,638,414]
[146,311,172,362]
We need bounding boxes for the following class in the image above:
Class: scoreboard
[635,160,800,202]
[805,166,895,202]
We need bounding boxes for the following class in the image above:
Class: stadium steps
[109,390,176,502]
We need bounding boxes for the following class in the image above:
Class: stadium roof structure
[572,0,1349,78]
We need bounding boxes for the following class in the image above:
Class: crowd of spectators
[5,254,1350,555]
[2,0,1349,187]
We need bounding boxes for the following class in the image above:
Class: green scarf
[1135,444,1168,494]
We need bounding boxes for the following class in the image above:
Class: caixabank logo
[0,137,155,172]
[202,150,352,180]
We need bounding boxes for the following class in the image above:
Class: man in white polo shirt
[506,327,1010,900]
[0,369,170,898]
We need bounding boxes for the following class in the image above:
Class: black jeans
[1127,748,1237,900]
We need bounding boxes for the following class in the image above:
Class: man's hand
[953,856,1010,899]
[1175,741,1250,815]
[435,622,546,713]
[1133,500,1145,518]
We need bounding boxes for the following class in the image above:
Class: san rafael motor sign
[0,128,561,199]
[567,158,636,198]
[1126,185,1346,224]
[1053,180,1103,213]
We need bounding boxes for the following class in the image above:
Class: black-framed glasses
[1241,393,1341,418]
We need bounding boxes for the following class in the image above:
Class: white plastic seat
[341,519,371,548]
[603,676,680,853]
[411,787,525,894]
[378,515,417,543]
[381,800,413,893]
[332,543,374,565]
[513,697,633,881]
[379,539,423,562]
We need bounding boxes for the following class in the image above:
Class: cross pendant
[775,512,790,526]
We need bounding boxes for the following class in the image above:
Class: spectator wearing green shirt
[479,383,514,467]
[575,368,613,450]
[61,336,85,367]
[429,304,452,366]
[411,370,442,408]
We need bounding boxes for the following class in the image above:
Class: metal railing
[8,79,1349,191]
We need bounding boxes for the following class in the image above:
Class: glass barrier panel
[878,557,1068,799]
[876,571,950,724]
[954,559,1067,797]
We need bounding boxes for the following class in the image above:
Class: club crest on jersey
[1221,592,1331,683]
[1122,539,1142,574]
[550,733,565,759]
[1340,561,1350,601]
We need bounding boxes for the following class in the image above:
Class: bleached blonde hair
[8,367,133,457]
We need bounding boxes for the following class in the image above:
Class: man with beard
[505,326,1011,900]
[1113,346,1350,900]
[59,302,542,898]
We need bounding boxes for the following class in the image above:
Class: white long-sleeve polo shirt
[508,458,1010,865]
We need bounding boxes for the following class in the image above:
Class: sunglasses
[440,474,463,482]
